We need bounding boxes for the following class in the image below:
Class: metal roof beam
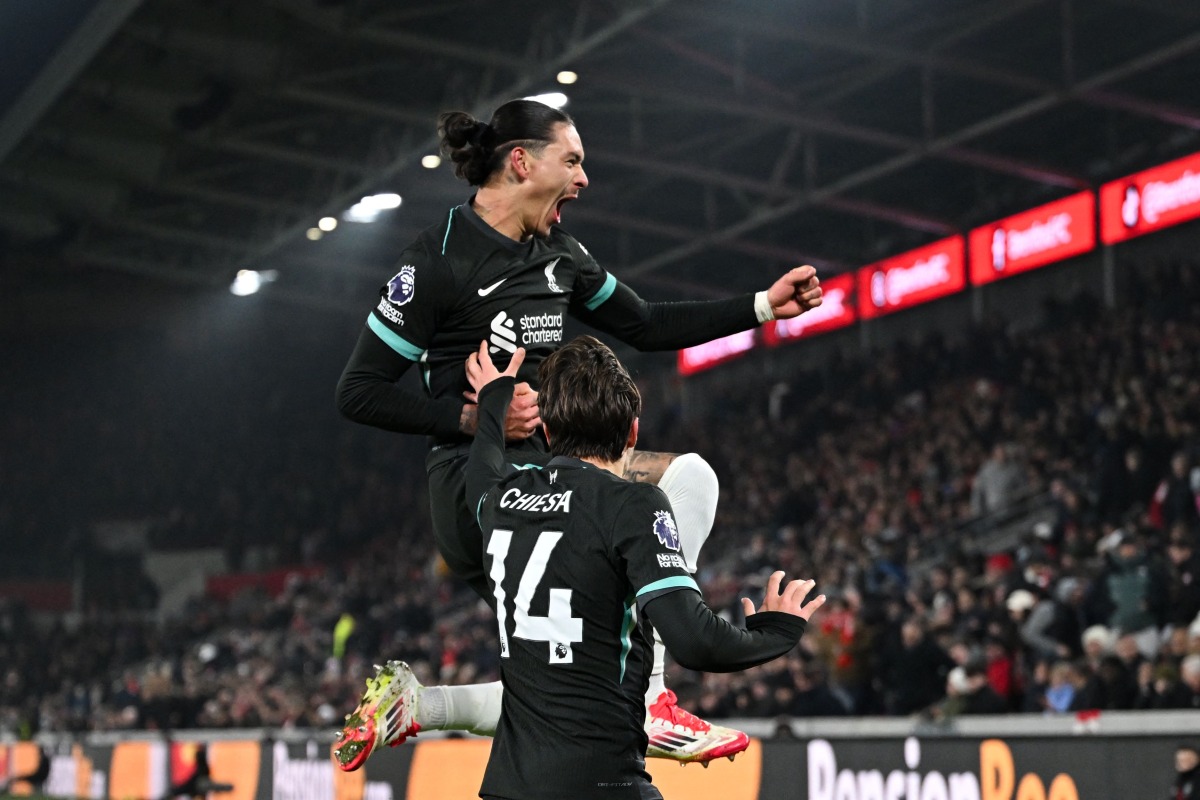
[586,76,1090,190]
[585,146,959,235]
[262,0,527,71]
[569,207,848,271]
[619,28,1200,279]
[0,0,146,165]
[707,13,1200,132]
[241,0,675,269]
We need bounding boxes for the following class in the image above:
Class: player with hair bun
[333,98,823,772]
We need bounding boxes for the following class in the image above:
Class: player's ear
[626,418,638,451]
[510,146,531,180]
[541,422,552,445]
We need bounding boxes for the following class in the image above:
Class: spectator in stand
[1110,447,1159,521]
[786,661,849,717]
[1181,655,1200,710]
[926,664,1007,719]
[1080,625,1114,674]
[1011,588,1069,664]
[1153,453,1200,531]
[881,617,955,715]
[971,443,1028,517]
[1115,633,1148,678]
[1168,527,1200,628]
[1138,662,1192,710]
[1168,742,1200,800]
[1037,661,1080,714]
[1088,531,1168,658]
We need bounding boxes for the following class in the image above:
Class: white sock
[647,629,668,710]
[656,453,718,573]
[644,454,718,712]
[416,682,503,737]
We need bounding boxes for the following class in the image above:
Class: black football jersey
[472,453,696,799]
[366,201,613,409]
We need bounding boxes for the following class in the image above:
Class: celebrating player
[333,98,822,771]
[462,336,823,799]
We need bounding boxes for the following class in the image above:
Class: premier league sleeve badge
[386,265,416,305]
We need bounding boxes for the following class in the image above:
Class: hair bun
[438,111,484,150]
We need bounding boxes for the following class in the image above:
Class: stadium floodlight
[421,154,442,169]
[230,269,262,296]
[306,227,323,241]
[344,193,402,223]
[556,71,578,85]
[524,92,568,109]
[318,216,338,232]
[362,193,401,209]
[230,269,278,296]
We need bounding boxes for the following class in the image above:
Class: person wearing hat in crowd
[925,663,1007,720]
[1169,742,1200,800]
[1011,587,1071,663]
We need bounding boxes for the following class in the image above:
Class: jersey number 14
[487,529,584,664]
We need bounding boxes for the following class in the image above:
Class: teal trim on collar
[441,207,456,255]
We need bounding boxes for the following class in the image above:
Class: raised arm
[463,344,527,514]
[575,265,823,352]
[643,572,823,673]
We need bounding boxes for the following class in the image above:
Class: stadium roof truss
[1,0,1198,311]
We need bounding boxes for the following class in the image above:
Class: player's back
[478,457,673,800]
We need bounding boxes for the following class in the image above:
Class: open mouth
[554,195,577,224]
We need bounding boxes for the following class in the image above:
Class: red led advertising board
[969,192,1095,285]
[1100,150,1200,244]
[764,271,857,345]
[857,236,966,319]
[677,330,756,376]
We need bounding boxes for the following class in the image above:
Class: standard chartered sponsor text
[520,311,564,345]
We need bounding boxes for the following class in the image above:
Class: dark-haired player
[462,336,821,799]
[333,99,822,771]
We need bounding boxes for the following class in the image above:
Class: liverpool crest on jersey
[653,510,680,551]
[386,265,416,305]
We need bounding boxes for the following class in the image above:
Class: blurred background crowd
[3,259,1200,737]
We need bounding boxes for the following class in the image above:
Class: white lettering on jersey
[376,298,404,325]
[519,311,564,346]
[500,488,573,513]
[656,553,687,570]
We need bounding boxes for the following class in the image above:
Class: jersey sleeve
[366,243,456,362]
[642,590,808,673]
[562,235,760,351]
[611,484,700,604]
[564,235,616,316]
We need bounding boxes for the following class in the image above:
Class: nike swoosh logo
[477,278,506,296]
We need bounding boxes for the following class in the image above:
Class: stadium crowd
[3,258,1200,737]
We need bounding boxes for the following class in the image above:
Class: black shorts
[425,440,552,602]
